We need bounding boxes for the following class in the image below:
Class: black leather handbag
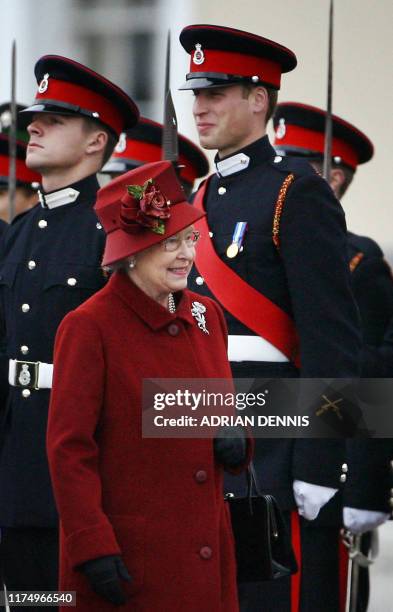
[225,463,298,583]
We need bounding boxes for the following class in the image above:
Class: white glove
[343,507,390,534]
[293,480,338,520]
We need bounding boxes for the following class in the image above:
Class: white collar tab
[215,153,250,177]
[38,187,80,210]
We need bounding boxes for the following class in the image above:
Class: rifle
[342,529,376,612]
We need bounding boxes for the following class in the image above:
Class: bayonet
[323,0,334,180]
[8,40,17,222]
[162,31,179,163]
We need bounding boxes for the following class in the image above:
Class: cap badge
[38,73,50,94]
[276,118,286,140]
[191,301,209,334]
[115,132,127,154]
[0,110,11,131]
[193,43,205,66]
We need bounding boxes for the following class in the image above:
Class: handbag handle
[247,462,278,535]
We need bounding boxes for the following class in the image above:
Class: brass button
[22,389,31,398]
[199,546,212,559]
[274,156,282,163]
[67,278,77,286]
[341,463,348,473]
[38,220,47,228]
[195,276,204,286]
[208,231,213,238]
[20,346,29,355]
[96,222,102,230]
[340,474,347,483]
[28,260,36,270]
[168,323,179,337]
[21,303,30,313]
[195,470,207,483]
[218,186,226,195]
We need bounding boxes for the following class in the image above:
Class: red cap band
[113,139,199,184]
[36,77,123,135]
[275,124,359,169]
[0,154,40,184]
[189,48,281,88]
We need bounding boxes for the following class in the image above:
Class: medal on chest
[226,222,248,258]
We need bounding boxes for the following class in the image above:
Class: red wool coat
[47,271,240,612]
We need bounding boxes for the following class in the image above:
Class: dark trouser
[238,514,369,612]
[0,527,58,612]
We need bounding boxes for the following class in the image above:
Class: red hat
[179,24,297,91]
[0,134,41,188]
[20,55,139,138]
[273,102,374,170]
[95,161,205,266]
[101,117,209,186]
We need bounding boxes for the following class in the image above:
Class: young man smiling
[180,24,362,612]
[0,55,138,607]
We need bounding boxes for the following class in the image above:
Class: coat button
[218,186,226,195]
[196,276,204,286]
[22,389,31,398]
[20,345,29,355]
[208,232,214,238]
[341,463,348,473]
[28,260,36,270]
[195,470,207,483]
[274,156,282,163]
[96,222,102,230]
[199,546,212,559]
[21,303,30,313]
[67,277,77,286]
[168,323,179,336]
[38,220,48,228]
[340,474,347,483]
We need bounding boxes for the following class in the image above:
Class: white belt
[228,335,289,363]
[9,359,53,389]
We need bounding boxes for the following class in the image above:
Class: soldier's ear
[329,168,346,198]
[250,86,268,116]
[85,130,108,156]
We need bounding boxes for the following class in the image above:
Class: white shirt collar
[215,152,250,177]
[38,187,80,210]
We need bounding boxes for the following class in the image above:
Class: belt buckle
[14,360,40,390]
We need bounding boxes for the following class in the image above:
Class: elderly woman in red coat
[47,161,248,611]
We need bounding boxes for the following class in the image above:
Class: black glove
[79,554,131,606]
[213,426,247,469]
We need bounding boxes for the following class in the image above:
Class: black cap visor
[20,101,118,138]
[179,72,275,91]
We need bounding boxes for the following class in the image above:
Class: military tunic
[189,135,361,508]
[0,174,106,527]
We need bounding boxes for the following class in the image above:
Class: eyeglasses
[163,230,201,252]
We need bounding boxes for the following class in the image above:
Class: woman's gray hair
[103,258,130,274]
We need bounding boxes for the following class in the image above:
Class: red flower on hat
[119,179,171,235]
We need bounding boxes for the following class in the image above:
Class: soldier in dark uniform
[179,24,362,612]
[272,101,393,610]
[0,103,41,223]
[0,55,139,607]
[100,116,209,197]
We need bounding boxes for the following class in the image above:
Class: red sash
[193,179,300,366]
